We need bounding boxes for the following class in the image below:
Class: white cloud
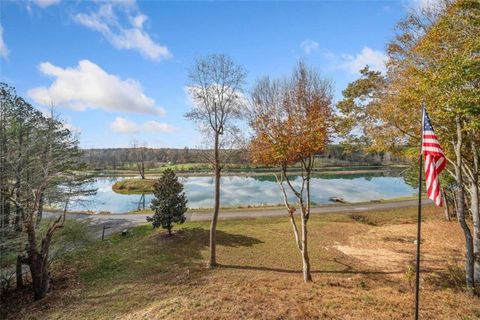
[341,47,388,74]
[130,14,148,29]
[300,39,319,55]
[74,3,171,61]
[28,59,165,115]
[31,0,61,8]
[0,26,8,59]
[109,117,175,133]
[110,117,139,133]
[143,120,175,133]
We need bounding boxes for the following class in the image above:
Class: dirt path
[45,199,431,238]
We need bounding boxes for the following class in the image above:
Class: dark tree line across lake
[81,145,405,171]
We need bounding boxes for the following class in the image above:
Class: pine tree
[147,169,188,235]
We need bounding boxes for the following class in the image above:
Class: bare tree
[185,54,247,268]
[132,139,147,179]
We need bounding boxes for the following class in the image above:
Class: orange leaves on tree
[249,62,333,167]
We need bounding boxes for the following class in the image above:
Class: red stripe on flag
[422,142,443,148]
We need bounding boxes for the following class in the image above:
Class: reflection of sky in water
[67,175,417,214]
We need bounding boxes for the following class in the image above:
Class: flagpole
[414,104,425,320]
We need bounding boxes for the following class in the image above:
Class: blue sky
[0,0,426,149]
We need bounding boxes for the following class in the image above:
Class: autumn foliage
[249,62,332,167]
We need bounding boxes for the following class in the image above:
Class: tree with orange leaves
[248,62,333,282]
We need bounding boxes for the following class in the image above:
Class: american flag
[422,110,446,206]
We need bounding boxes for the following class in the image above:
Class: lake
[66,171,417,214]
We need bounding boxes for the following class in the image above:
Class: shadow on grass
[218,263,405,275]
[149,227,264,265]
[425,263,467,291]
[183,227,264,248]
[79,226,265,285]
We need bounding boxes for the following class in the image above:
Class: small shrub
[358,280,368,290]
[404,263,416,291]
[442,264,465,290]
[349,214,377,226]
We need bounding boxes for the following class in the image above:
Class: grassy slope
[6,206,480,320]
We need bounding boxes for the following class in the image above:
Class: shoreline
[46,195,420,216]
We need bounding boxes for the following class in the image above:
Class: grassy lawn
[5,206,480,319]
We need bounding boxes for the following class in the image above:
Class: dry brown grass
[4,206,480,319]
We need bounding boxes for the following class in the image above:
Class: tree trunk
[301,161,312,283]
[29,251,50,300]
[453,188,458,217]
[301,215,312,282]
[14,182,22,231]
[454,116,475,290]
[470,138,480,289]
[16,255,23,290]
[26,221,50,300]
[457,188,474,290]
[278,169,301,250]
[26,208,62,300]
[441,187,451,221]
[289,214,302,250]
[471,182,480,287]
[209,132,220,268]
[36,194,44,227]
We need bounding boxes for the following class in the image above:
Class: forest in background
[81,145,406,171]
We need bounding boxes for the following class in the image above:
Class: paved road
[45,199,430,238]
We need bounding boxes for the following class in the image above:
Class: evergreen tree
[147,169,188,235]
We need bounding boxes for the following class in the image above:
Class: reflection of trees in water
[106,176,119,184]
[402,165,422,188]
[253,175,277,183]
[251,170,405,183]
[137,193,146,211]
[313,172,381,180]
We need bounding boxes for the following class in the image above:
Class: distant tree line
[81,145,405,170]
[81,146,247,170]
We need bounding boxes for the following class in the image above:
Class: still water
[66,172,417,214]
